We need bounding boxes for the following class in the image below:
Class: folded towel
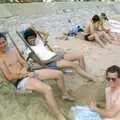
[71,105,102,120]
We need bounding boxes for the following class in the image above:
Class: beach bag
[68,25,84,36]
[71,105,102,120]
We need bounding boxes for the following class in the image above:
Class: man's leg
[24,78,66,120]
[56,60,94,81]
[35,69,75,100]
[88,33,105,48]
[64,50,86,71]
[99,31,112,43]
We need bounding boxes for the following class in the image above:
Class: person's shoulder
[10,48,20,57]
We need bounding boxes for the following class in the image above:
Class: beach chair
[16,29,55,70]
[16,29,49,71]
[16,29,73,75]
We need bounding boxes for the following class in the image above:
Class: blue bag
[68,25,84,36]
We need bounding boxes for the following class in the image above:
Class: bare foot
[62,92,75,101]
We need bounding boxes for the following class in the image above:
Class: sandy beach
[0,2,120,120]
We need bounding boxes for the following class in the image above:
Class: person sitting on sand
[84,14,112,47]
[89,65,120,120]
[0,32,75,120]
[99,13,117,41]
[23,28,95,82]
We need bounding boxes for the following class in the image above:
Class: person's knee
[45,86,53,95]
[55,70,64,79]
[93,33,99,37]
[71,63,77,69]
[100,31,106,36]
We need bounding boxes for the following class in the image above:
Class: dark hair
[106,65,120,78]
[92,15,100,23]
[0,32,7,41]
[24,28,37,41]
[101,13,108,21]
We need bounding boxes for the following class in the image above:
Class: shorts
[12,77,30,91]
[84,34,91,41]
[68,32,77,36]
[47,61,57,69]
[47,51,64,69]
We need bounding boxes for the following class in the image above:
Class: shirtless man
[23,28,95,82]
[0,32,74,120]
[84,15,112,47]
[89,65,120,120]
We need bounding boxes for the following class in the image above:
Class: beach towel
[68,25,84,36]
[71,105,102,120]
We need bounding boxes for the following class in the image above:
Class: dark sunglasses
[106,77,117,82]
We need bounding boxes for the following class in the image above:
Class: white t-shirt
[31,36,56,61]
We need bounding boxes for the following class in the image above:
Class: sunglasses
[106,77,117,82]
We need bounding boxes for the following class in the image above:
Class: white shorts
[17,77,30,91]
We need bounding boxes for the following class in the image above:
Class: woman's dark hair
[24,28,37,41]
[106,65,120,78]
[0,33,7,41]
[101,13,108,21]
[92,15,100,23]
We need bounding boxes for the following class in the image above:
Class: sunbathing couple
[62,13,116,47]
[84,13,117,47]
[0,26,94,120]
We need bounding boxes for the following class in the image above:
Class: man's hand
[88,100,97,110]
[18,68,28,76]
[26,72,36,77]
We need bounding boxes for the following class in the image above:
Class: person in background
[23,28,95,82]
[84,15,112,47]
[100,13,117,41]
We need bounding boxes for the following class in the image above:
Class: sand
[0,4,120,120]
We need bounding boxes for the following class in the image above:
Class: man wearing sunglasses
[89,65,120,120]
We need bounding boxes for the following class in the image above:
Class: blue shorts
[47,51,64,69]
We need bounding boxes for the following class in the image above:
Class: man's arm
[31,26,49,40]
[89,22,95,34]
[94,105,120,118]
[89,100,120,118]
[100,21,105,31]
[14,49,28,68]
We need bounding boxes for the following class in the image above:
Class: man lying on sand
[84,15,112,47]
[23,28,95,82]
[89,65,120,120]
[0,32,75,120]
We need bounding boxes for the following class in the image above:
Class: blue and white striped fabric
[71,105,102,120]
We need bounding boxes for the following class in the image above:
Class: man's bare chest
[4,52,20,67]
